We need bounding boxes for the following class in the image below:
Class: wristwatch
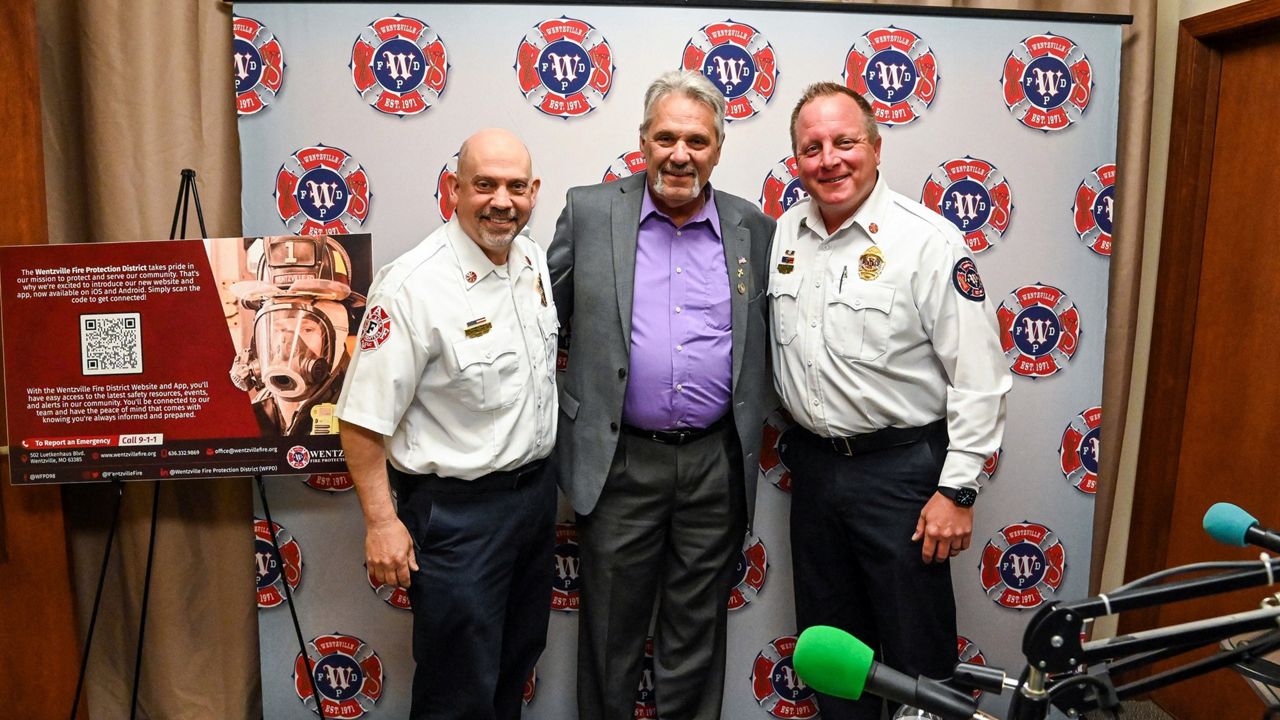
[938,486,977,507]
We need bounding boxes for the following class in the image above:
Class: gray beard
[653,166,702,199]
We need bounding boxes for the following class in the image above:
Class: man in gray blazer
[548,70,775,720]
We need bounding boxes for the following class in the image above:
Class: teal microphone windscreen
[793,626,875,700]
[1203,502,1256,547]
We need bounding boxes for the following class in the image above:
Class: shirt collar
[801,173,889,243]
[446,219,507,290]
[640,182,722,238]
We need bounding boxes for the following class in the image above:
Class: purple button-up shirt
[621,185,733,430]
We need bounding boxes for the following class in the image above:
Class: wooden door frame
[1122,0,1280,635]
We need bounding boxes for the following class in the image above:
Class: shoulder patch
[359,305,391,350]
[952,258,986,302]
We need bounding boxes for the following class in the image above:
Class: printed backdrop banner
[0,235,371,485]
[236,3,1121,718]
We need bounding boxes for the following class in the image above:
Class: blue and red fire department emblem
[957,635,988,699]
[751,635,820,718]
[275,145,372,235]
[367,568,411,611]
[233,16,284,116]
[294,633,383,718]
[1002,33,1093,132]
[350,15,448,117]
[996,283,1081,378]
[981,449,1001,484]
[759,156,807,221]
[515,17,614,119]
[682,21,778,122]
[1073,163,1115,256]
[980,522,1066,609]
[760,410,795,494]
[255,518,302,609]
[435,152,459,221]
[602,150,647,183]
[635,637,656,719]
[1060,406,1101,494]
[728,533,768,611]
[302,473,354,493]
[551,522,581,612]
[921,157,1013,253]
[843,26,938,127]
[285,445,311,470]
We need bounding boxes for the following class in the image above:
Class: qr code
[80,313,143,375]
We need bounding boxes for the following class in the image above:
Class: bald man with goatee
[337,128,559,720]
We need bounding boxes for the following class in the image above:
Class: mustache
[481,209,517,222]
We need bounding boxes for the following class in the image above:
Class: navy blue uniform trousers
[784,422,958,720]
[391,463,556,720]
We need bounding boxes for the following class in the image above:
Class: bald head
[457,128,533,178]
[447,128,540,265]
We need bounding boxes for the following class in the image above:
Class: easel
[69,170,326,719]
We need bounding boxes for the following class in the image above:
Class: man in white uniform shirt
[336,128,558,720]
[769,83,1010,720]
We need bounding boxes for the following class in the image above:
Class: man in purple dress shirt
[548,70,776,720]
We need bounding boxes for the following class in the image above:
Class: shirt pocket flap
[768,273,801,298]
[452,331,510,369]
[834,282,895,315]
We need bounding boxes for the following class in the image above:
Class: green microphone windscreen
[793,625,875,700]
[1203,502,1256,547]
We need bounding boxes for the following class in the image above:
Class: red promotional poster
[0,234,372,484]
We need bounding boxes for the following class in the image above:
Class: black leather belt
[622,414,730,446]
[391,460,546,494]
[816,419,944,456]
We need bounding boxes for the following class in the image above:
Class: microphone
[793,626,980,720]
[1203,502,1280,553]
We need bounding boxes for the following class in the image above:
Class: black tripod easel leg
[256,474,327,720]
[69,481,124,720]
[129,481,161,720]
[121,168,212,719]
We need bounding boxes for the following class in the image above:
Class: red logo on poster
[957,635,988,699]
[759,410,795,494]
[286,445,311,469]
[759,156,806,220]
[523,667,537,706]
[551,522,581,612]
[635,637,656,718]
[843,26,938,126]
[233,16,284,116]
[255,518,302,609]
[435,153,459,221]
[515,17,614,119]
[367,568,411,611]
[303,473,354,493]
[1002,33,1093,132]
[750,635,819,718]
[1059,406,1101,494]
[293,633,383,718]
[602,150,646,183]
[1073,163,1115,256]
[996,284,1081,378]
[980,522,1066,609]
[275,145,372,236]
[980,449,1001,484]
[729,533,768,611]
[682,21,778,122]
[921,157,1013,254]
[350,15,448,117]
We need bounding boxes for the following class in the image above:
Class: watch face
[954,488,978,507]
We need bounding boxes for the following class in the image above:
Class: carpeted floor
[1085,700,1175,719]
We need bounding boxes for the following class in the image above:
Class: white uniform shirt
[768,176,1010,492]
[336,220,558,480]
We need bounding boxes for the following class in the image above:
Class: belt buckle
[834,436,855,456]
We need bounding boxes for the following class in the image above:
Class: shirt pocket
[536,306,559,381]
[451,330,522,412]
[768,272,802,345]
[823,282,895,362]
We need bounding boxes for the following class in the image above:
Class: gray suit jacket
[547,172,776,525]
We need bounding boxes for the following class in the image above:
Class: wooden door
[1126,2,1280,718]
[0,2,88,716]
